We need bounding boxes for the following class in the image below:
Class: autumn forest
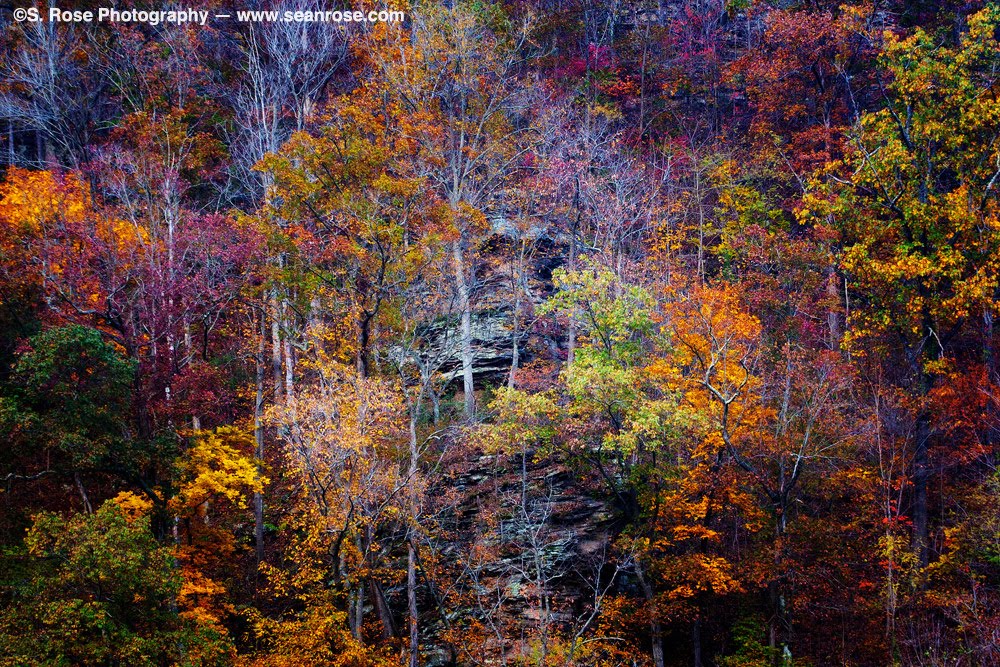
[1,0,1000,665]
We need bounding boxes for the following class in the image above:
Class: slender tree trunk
[696,167,706,282]
[355,583,364,640]
[283,297,294,400]
[370,578,396,640]
[352,533,365,640]
[407,390,423,667]
[431,389,441,426]
[826,266,841,349]
[363,517,394,639]
[912,314,935,568]
[358,314,371,379]
[452,239,475,419]
[348,585,361,640]
[74,472,92,514]
[913,405,931,567]
[508,288,520,389]
[270,289,282,402]
[408,539,419,667]
[693,613,704,667]
[510,238,529,388]
[635,562,665,667]
[254,307,266,565]
[567,219,578,366]
[768,493,792,665]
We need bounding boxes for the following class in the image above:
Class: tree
[0,499,232,666]
[803,6,1000,567]
[169,425,266,630]
[730,5,877,179]
[359,2,535,418]
[5,325,135,512]
[0,18,109,168]
[263,350,407,654]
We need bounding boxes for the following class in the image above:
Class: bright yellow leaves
[0,168,91,304]
[171,426,266,514]
[478,387,561,454]
[258,355,407,664]
[240,604,384,667]
[269,358,404,482]
[0,167,89,233]
[110,490,154,521]
[169,427,265,629]
[652,284,768,471]
[267,356,406,550]
[804,7,1000,361]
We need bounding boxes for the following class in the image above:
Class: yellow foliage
[170,426,266,515]
[0,168,89,233]
[110,491,154,522]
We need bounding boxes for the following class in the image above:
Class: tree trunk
[74,472,92,514]
[358,314,371,379]
[913,405,931,568]
[696,167,706,283]
[692,613,704,667]
[509,237,529,388]
[408,539,419,667]
[283,297,295,400]
[351,533,365,641]
[508,289,520,389]
[270,289,283,402]
[911,316,935,569]
[407,392,422,667]
[452,239,475,419]
[348,585,362,640]
[635,561,665,667]
[369,578,397,640]
[567,219,578,366]
[254,308,266,565]
[826,266,841,349]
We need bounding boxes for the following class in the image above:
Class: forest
[1,0,1000,665]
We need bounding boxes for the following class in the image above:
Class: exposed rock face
[414,445,623,664]
[443,450,618,553]
[419,308,526,385]
[401,235,568,389]
[392,228,622,660]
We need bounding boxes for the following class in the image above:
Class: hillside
[2,1,1000,665]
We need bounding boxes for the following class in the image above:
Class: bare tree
[368,5,536,419]
[228,0,347,563]
[230,0,348,203]
[0,19,107,167]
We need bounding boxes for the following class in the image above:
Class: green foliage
[541,266,656,365]
[718,615,782,667]
[11,325,135,467]
[4,3,1000,666]
[538,267,679,456]
[0,500,232,666]
[479,386,561,454]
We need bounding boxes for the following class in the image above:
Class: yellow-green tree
[803,7,1000,567]
[0,499,233,666]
